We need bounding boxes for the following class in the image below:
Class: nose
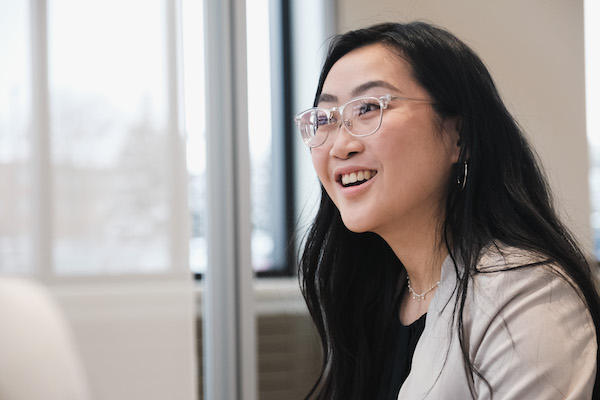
[328,124,364,159]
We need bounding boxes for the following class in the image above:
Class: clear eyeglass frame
[293,93,429,148]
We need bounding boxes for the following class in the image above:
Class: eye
[316,114,331,127]
[315,113,337,128]
[357,100,381,116]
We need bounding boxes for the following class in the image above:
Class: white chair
[0,276,91,400]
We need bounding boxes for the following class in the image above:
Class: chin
[340,214,372,234]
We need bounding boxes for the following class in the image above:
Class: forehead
[321,44,420,101]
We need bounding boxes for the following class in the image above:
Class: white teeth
[340,170,376,186]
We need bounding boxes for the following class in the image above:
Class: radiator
[196,313,321,399]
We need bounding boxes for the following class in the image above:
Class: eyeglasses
[293,94,430,148]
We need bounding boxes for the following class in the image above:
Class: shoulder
[476,242,547,271]
[464,245,597,398]
[465,243,594,339]
[435,244,595,341]
[435,244,582,316]
[470,244,586,308]
[412,246,597,399]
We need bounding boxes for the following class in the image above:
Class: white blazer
[398,245,597,399]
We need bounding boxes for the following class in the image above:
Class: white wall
[335,0,592,254]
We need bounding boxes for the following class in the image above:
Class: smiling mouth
[340,170,377,187]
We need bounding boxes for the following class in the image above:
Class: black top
[377,313,427,400]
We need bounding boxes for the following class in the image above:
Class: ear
[443,116,463,163]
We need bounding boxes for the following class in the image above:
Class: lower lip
[339,175,376,196]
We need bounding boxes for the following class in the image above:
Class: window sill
[194,277,307,316]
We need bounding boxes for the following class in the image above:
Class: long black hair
[298,21,600,399]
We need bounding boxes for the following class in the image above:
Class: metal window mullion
[231,1,257,398]
[267,0,289,272]
[165,0,190,276]
[203,0,257,399]
[29,0,53,280]
[277,0,296,273]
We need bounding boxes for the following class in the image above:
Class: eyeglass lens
[300,97,383,147]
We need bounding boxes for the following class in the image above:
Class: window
[184,0,208,275]
[187,0,295,276]
[585,0,600,259]
[1,4,197,399]
[0,0,188,277]
[0,1,332,398]
[0,0,31,274]
[0,0,315,279]
[247,0,287,273]
[48,0,174,275]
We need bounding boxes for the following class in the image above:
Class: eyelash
[358,101,381,116]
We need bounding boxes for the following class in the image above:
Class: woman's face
[311,44,461,242]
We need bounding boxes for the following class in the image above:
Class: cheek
[310,149,330,183]
[371,129,413,164]
[375,124,456,187]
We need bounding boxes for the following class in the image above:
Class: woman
[295,22,600,399]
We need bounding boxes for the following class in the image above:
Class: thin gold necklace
[407,276,440,302]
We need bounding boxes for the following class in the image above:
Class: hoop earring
[457,161,468,190]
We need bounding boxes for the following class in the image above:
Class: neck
[374,202,448,291]
[380,229,447,293]
[396,244,446,325]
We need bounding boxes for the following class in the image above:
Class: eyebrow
[351,80,400,97]
[317,80,401,105]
